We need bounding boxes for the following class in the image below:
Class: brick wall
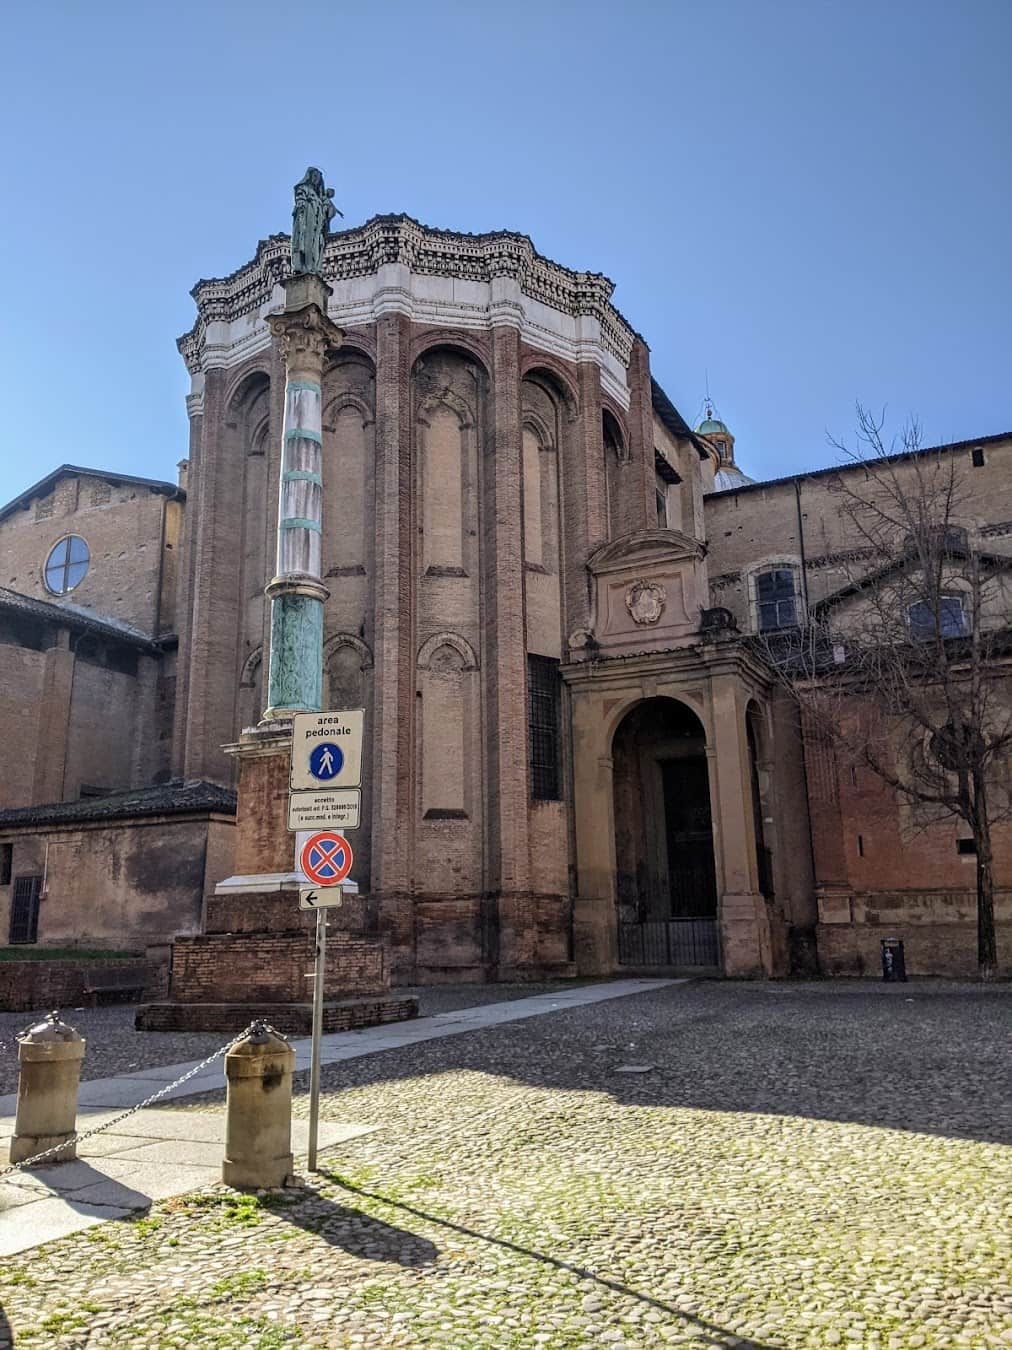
[0,959,155,1013]
[0,475,173,634]
[168,931,387,1003]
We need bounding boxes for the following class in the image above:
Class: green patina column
[262,272,344,718]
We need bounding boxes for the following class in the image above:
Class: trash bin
[881,937,907,982]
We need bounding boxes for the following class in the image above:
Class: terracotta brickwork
[3,214,1009,982]
[167,931,386,1003]
[0,959,156,1013]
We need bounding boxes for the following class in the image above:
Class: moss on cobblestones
[1,983,1010,1349]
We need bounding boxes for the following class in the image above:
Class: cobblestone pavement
[1,981,1009,1349]
[0,984,579,1095]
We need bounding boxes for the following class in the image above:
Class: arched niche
[226,372,272,734]
[237,646,263,733]
[417,633,479,820]
[520,374,566,658]
[322,355,376,603]
[603,407,628,541]
[323,632,374,710]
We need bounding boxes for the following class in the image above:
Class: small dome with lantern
[695,399,755,493]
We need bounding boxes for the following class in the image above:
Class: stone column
[708,673,770,976]
[262,275,344,719]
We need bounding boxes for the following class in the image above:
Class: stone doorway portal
[612,698,719,968]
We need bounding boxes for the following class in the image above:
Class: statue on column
[291,167,341,276]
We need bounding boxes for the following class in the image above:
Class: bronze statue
[291,167,341,275]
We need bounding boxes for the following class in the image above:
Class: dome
[696,416,730,436]
[711,465,755,493]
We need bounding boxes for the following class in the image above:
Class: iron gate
[9,875,42,945]
[618,917,719,968]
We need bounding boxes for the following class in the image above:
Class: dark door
[9,875,42,944]
[662,758,717,918]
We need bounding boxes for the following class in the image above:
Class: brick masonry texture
[2,224,1011,985]
[0,959,155,1013]
[134,993,418,1034]
[167,931,388,1004]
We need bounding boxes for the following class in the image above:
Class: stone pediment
[587,530,706,575]
[580,530,708,658]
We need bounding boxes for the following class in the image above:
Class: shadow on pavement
[321,1168,773,1348]
[271,1190,438,1267]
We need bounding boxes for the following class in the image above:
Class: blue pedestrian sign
[309,742,344,781]
[290,710,364,793]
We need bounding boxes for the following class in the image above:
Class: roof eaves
[0,466,183,523]
[650,379,710,461]
[703,432,1012,499]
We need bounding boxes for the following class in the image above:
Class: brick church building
[1,213,1009,978]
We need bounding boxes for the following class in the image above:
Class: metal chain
[0,1020,286,1178]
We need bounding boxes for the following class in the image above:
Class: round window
[44,536,90,594]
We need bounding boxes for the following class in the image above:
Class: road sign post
[297,832,354,1174]
[291,712,365,1170]
[307,904,326,1173]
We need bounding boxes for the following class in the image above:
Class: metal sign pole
[307,904,326,1172]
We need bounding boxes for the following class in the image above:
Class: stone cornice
[177,214,637,406]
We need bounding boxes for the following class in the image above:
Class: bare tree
[758,407,1012,978]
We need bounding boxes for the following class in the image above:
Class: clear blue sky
[2,0,1009,506]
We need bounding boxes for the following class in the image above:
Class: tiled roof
[0,465,182,523]
[0,587,160,650]
[704,431,1011,498]
[0,781,237,829]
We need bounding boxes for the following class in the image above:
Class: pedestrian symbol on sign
[309,742,344,781]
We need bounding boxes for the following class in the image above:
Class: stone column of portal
[263,274,344,719]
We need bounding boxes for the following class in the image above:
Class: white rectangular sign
[287,788,361,834]
[290,710,364,791]
[299,887,344,911]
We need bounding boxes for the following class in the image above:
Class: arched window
[753,567,801,631]
[45,536,90,594]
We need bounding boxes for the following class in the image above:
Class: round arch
[610,696,720,968]
[410,333,492,380]
[520,360,579,420]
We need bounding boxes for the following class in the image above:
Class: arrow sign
[299,887,343,911]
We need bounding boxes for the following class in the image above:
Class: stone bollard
[10,1010,86,1165]
[222,1022,296,1190]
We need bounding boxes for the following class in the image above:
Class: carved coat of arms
[625,579,667,626]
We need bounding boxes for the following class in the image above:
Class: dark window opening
[528,654,561,801]
[655,488,667,528]
[857,834,864,857]
[956,838,976,855]
[971,447,985,468]
[9,875,42,944]
[908,595,968,640]
[756,568,798,631]
[0,844,12,886]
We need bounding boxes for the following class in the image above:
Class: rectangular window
[655,488,667,529]
[956,838,976,855]
[756,569,798,631]
[971,447,985,468]
[0,844,11,885]
[908,595,967,640]
[9,875,42,944]
[528,654,561,801]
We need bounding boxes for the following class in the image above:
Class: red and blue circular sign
[300,831,354,887]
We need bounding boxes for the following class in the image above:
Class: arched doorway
[612,698,719,968]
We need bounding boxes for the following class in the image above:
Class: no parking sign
[300,831,354,887]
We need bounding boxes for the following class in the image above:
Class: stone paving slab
[0,1112,377,1256]
[0,980,675,1261]
[2,980,1008,1348]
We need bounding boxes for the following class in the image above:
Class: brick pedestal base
[135,994,419,1035]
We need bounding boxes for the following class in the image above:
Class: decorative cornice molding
[178,215,636,407]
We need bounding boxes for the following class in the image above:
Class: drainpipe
[792,476,820,958]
